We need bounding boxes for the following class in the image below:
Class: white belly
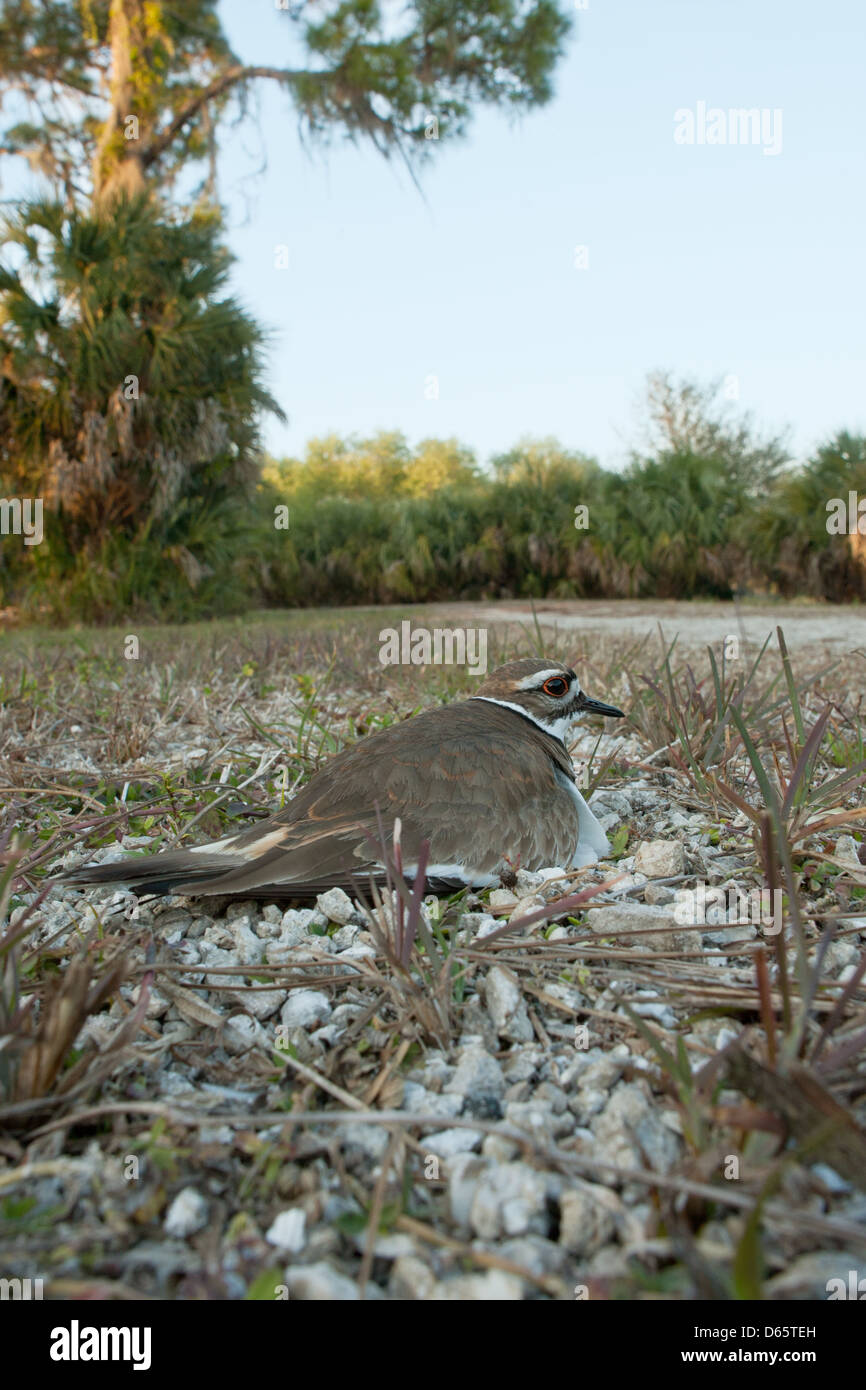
[554,768,611,866]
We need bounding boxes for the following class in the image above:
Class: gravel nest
[5,720,866,1302]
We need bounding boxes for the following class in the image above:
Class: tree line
[0,4,861,622]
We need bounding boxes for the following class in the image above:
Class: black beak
[576,691,625,719]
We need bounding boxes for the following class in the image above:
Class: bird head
[473,657,625,739]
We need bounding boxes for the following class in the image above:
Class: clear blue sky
[222,2,863,469]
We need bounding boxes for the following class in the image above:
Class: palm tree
[0,195,283,612]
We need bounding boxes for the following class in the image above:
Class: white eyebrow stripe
[516,668,572,691]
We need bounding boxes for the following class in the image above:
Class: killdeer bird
[60,658,625,900]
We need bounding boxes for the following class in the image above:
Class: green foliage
[246,403,866,612]
[0,0,574,621]
[0,0,572,207]
[0,195,281,620]
[748,431,866,600]
[596,373,792,598]
[642,370,788,494]
[3,366,866,620]
[264,432,481,501]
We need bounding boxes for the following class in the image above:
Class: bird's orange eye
[542,676,568,697]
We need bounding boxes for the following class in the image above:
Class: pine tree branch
[140,64,304,170]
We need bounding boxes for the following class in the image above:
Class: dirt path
[427,598,866,656]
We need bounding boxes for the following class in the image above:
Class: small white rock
[281,989,332,1030]
[633,840,686,878]
[514,869,544,895]
[424,1127,482,1157]
[834,834,861,865]
[266,1208,307,1252]
[389,1255,436,1300]
[445,1044,505,1110]
[485,964,534,1041]
[485,964,520,1027]
[316,887,356,925]
[585,902,699,953]
[224,1014,264,1054]
[284,1261,359,1300]
[430,1270,524,1300]
[280,908,317,943]
[559,1182,619,1255]
[644,883,676,905]
[232,988,287,1021]
[164,1187,208,1238]
[508,894,545,924]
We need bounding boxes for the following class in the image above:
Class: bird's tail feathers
[59,849,244,897]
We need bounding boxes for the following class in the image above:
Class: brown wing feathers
[60,701,579,899]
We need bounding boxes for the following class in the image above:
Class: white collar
[469,696,575,749]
